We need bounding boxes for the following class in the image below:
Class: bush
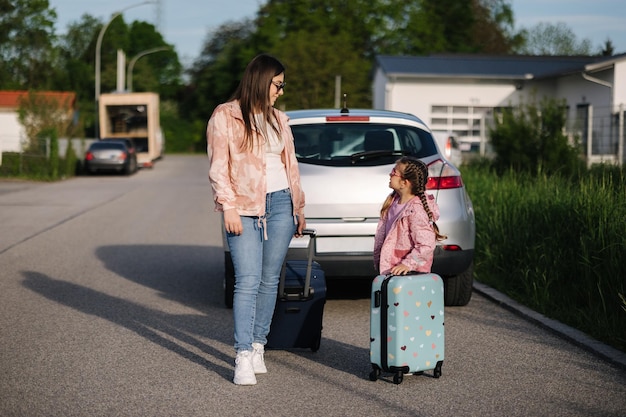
[0,153,50,179]
[0,150,78,180]
[489,96,584,177]
[63,140,79,177]
[38,129,59,179]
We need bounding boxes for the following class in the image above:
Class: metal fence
[568,103,625,167]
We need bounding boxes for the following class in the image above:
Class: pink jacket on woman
[207,101,305,219]
[373,194,440,274]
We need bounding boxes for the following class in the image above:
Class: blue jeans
[227,188,296,353]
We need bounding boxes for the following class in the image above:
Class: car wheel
[124,160,134,175]
[224,252,235,308]
[443,261,473,306]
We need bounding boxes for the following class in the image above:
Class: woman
[207,54,306,386]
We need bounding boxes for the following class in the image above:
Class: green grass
[462,162,626,352]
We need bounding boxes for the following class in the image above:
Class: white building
[373,54,626,165]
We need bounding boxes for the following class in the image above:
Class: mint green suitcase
[369,273,445,384]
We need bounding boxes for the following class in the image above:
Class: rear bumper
[85,161,126,171]
[283,246,474,278]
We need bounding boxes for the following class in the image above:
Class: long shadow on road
[21,270,234,382]
[95,244,222,310]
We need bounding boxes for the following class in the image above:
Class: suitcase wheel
[393,371,403,385]
[369,368,380,382]
[433,360,443,378]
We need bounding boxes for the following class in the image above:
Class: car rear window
[291,123,438,166]
[89,142,126,151]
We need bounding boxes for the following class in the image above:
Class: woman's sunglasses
[271,81,286,91]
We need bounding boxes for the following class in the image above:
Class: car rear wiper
[350,150,408,163]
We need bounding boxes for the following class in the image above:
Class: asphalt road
[1,155,625,417]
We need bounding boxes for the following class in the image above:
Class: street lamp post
[94,0,155,139]
[126,47,170,92]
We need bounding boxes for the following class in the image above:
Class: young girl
[373,156,446,276]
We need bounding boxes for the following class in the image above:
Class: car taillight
[85,152,94,161]
[426,159,463,190]
[441,244,462,251]
[118,153,127,161]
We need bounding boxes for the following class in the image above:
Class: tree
[53,14,100,136]
[17,91,76,151]
[601,39,615,56]
[126,20,181,97]
[518,22,593,55]
[276,28,371,109]
[0,0,57,89]
[244,0,376,108]
[471,0,524,53]
[366,0,523,55]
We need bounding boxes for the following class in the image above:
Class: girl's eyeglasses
[271,81,286,91]
[390,168,404,178]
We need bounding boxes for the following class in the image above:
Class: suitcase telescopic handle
[278,228,317,299]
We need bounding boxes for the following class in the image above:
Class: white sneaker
[251,343,267,374]
[233,351,257,385]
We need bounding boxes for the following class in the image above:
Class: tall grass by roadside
[462,162,626,352]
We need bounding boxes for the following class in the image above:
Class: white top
[256,114,289,193]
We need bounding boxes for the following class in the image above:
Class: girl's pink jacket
[373,194,440,274]
[206,101,305,219]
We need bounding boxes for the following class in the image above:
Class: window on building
[430,105,492,140]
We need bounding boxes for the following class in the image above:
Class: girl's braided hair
[380,156,447,241]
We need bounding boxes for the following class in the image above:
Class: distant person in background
[373,156,446,275]
[207,54,306,386]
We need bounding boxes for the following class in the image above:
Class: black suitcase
[266,229,326,351]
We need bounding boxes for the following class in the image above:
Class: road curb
[472,281,626,371]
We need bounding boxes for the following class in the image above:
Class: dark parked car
[84,140,138,175]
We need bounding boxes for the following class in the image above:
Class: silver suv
[224,108,475,307]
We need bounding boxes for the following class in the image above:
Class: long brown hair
[380,157,447,241]
[230,54,285,151]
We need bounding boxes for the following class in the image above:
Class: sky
[49,0,626,65]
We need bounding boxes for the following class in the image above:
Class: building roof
[375,54,626,80]
[0,91,76,109]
